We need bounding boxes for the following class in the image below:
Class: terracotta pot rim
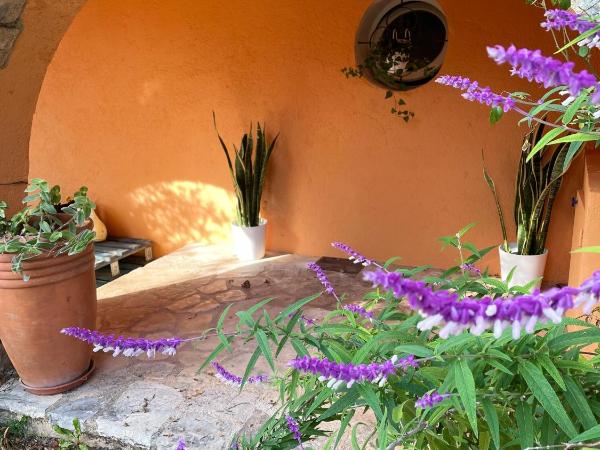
[20,359,96,395]
[0,244,94,288]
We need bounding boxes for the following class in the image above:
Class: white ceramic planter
[499,243,548,289]
[231,219,267,261]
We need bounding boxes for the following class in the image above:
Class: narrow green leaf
[275,293,322,323]
[549,327,600,350]
[487,359,513,376]
[572,246,600,254]
[255,329,275,371]
[454,359,478,437]
[335,410,355,449]
[394,344,434,358]
[482,398,500,450]
[377,408,388,449]
[197,342,226,372]
[555,24,600,53]
[217,304,233,352]
[246,297,275,316]
[516,401,534,449]
[357,384,383,420]
[548,132,600,145]
[458,222,477,238]
[241,347,262,388]
[527,127,564,161]
[564,375,597,430]
[317,388,360,421]
[538,354,566,391]
[562,92,587,124]
[569,424,600,443]
[519,361,577,438]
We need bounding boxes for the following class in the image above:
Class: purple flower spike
[331,242,374,267]
[364,269,600,340]
[575,270,600,314]
[435,75,516,111]
[176,437,186,450]
[343,304,374,321]
[307,262,337,296]
[415,392,451,409]
[286,415,303,448]
[288,313,317,326]
[542,10,600,49]
[288,355,418,389]
[211,361,268,386]
[60,327,183,358]
[460,263,481,276]
[486,45,600,100]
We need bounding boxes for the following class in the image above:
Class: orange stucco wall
[0,0,84,213]
[569,150,600,287]
[29,0,584,283]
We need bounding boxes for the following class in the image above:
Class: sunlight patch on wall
[129,181,235,250]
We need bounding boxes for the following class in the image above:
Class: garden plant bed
[0,244,384,449]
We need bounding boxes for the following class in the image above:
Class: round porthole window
[355,0,448,90]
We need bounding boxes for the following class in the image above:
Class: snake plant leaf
[482,150,508,251]
[214,116,278,228]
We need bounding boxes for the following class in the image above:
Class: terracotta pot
[0,244,97,394]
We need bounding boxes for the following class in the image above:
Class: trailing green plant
[484,121,577,255]
[0,179,96,278]
[214,115,279,227]
[53,418,88,450]
[196,225,600,449]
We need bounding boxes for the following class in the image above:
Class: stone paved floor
[0,244,376,449]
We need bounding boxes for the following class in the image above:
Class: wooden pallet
[94,237,153,279]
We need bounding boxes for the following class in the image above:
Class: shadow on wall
[125,181,235,254]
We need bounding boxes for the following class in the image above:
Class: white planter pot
[231,219,267,261]
[499,243,548,289]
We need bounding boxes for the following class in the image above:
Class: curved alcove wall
[29,0,582,283]
[0,0,85,211]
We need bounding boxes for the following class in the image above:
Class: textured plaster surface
[0,244,377,449]
[29,0,582,285]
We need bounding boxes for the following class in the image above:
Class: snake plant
[484,121,582,255]
[214,115,279,227]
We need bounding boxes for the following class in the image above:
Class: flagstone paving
[0,244,378,449]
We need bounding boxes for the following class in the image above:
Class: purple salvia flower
[211,361,268,385]
[460,263,481,276]
[60,327,183,358]
[486,45,600,101]
[307,262,336,296]
[415,392,451,409]
[575,270,600,314]
[435,75,516,111]
[288,355,418,389]
[542,10,600,49]
[176,437,186,450]
[285,414,303,449]
[288,312,317,326]
[364,269,600,340]
[331,242,374,267]
[343,304,374,321]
